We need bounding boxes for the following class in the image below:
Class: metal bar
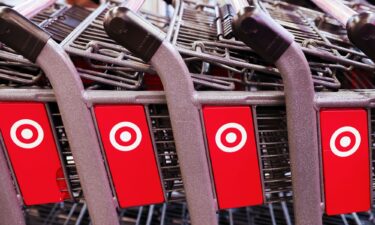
[150,41,218,225]
[0,139,25,225]
[120,0,145,11]
[230,0,249,12]
[36,40,120,225]
[275,42,322,225]
[13,0,56,18]
[309,0,356,25]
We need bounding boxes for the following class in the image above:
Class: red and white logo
[10,119,44,149]
[95,105,165,208]
[320,109,370,215]
[203,106,263,209]
[329,126,361,157]
[215,123,247,153]
[109,122,142,152]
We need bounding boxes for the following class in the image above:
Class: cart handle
[13,0,56,19]
[0,7,120,225]
[310,0,375,62]
[230,0,293,62]
[230,1,323,225]
[104,6,218,225]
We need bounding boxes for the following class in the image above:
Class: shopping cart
[0,3,124,225]
[262,0,375,218]
[61,0,203,210]
[63,1,295,224]
[104,0,375,224]
[222,0,375,222]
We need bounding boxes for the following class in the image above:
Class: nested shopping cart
[60,0,205,218]
[0,2,123,225]
[61,1,293,224]
[103,0,375,224]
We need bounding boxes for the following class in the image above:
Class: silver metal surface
[230,0,249,13]
[36,40,120,225]
[275,42,322,225]
[310,0,357,25]
[121,0,145,11]
[0,140,25,225]
[151,42,218,225]
[13,0,56,18]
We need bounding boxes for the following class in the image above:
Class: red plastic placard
[0,102,69,205]
[320,108,370,215]
[203,106,263,209]
[94,105,164,208]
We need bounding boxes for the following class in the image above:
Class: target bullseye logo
[329,126,361,157]
[10,119,44,149]
[215,123,247,153]
[109,122,142,152]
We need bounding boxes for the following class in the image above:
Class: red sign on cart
[0,102,69,205]
[320,108,370,215]
[94,105,164,208]
[203,106,263,209]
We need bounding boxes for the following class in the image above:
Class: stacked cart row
[0,0,375,224]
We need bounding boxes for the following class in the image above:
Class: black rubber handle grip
[347,12,375,62]
[104,7,165,62]
[0,7,50,63]
[232,6,294,63]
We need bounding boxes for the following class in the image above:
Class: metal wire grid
[40,6,93,43]
[31,4,65,25]
[0,3,62,87]
[63,4,166,91]
[59,0,305,206]
[25,201,374,225]
[175,0,375,91]
[61,0,367,92]
[255,107,292,203]
[148,105,185,202]
[59,3,186,203]
[61,2,269,91]
[0,4,92,87]
[166,0,342,91]
[264,1,375,89]
[48,103,82,199]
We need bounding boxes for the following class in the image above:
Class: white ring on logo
[329,126,361,157]
[215,123,247,153]
[109,122,142,152]
[10,119,44,149]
